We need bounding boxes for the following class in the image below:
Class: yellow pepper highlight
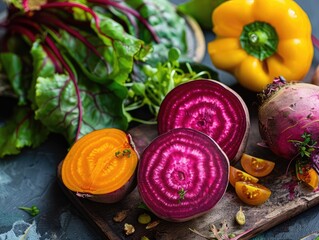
[208,0,314,92]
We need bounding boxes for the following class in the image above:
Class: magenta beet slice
[157,79,250,163]
[137,128,229,222]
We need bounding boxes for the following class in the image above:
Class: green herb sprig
[289,132,317,158]
[288,133,319,176]
[115,149,131,158]
[178,188,187,203]
[19,205,40,216]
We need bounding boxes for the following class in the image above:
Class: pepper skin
[208,0,314,92]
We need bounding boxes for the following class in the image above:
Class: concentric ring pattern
[138,128,229,222]
[157,79,249,163]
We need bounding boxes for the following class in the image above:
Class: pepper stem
[249,31,268,45]
[240,21,279,61]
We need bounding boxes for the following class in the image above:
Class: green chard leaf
[89,13,149,83]
[78,78,128,138]
[0,53,27,105]
[31,40,56,78]
[0,106,49,158]
[30,39,128,144]
[126,0,189,64]
[40,16,148,85]
[34,73,128,144]
[0,0,196,156]
[28,40,56,107]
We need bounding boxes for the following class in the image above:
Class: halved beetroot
[157,79,250,164]
[60,128,139,203]
[137,128,229,222]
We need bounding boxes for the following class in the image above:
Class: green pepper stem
[240,21,279,61]
[249,31,268,45]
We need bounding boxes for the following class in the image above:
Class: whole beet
[258,77,319,160]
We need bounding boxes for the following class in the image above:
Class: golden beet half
[61,128,138,203]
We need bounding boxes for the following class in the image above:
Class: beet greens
[0,0,196,157]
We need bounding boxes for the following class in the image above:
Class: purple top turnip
[258,77,319,160]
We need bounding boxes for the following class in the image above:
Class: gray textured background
[1,0,318,239]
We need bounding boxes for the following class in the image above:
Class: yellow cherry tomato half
[297,167,319,190]
[240,153,275,177]
[229,166,259,187]
[235,181,271,206]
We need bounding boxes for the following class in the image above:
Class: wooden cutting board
[57,97,319,240]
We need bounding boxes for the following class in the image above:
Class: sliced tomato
[240,153,275,177]
[229,166,259,187]
[296,166,319,190]
[235,181,271,206]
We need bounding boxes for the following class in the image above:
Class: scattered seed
[124,223,135,235]
[113,209,129,222]
[235,206,246,225]
[146,220,160,229]
[140,236,150,240]
[138,213,151,224]
[229,233,236,238]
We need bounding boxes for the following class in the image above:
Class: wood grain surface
[57,91,319,240]
[55,1,319,238]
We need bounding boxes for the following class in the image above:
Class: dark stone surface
[1,1,318,239]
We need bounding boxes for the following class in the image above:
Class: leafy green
[0,0,216,157]
[289,132,319,177]
[125,0,189,64]
[289,132,317,159]
[31,40,128,143]
[0,53,26,105]
[177,0,226,30]
[0,106,49,157]
[34,73,128,143]
[125,48,214,121]
[72,12,149,84]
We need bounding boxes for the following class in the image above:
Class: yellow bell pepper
[208,0,314,92]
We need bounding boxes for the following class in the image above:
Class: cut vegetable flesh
[61,128,138,195]
[137,128,229,222]
[235,181,271,206]
[240,153,275,177]
[229,166,259,187]
[297,167,319,190]
[157,79,250,163]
